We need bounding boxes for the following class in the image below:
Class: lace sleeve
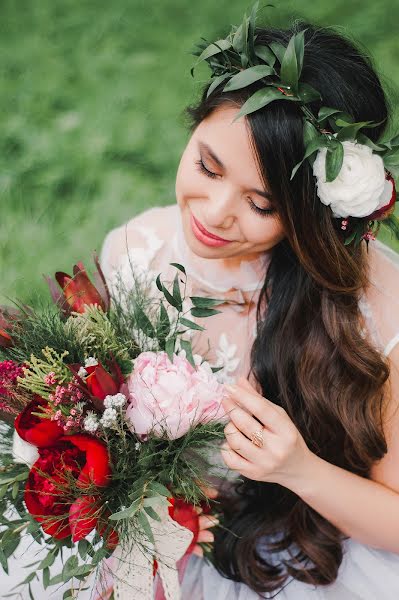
[363,240,399,358]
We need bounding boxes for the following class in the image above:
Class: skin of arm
[221,343,399,554]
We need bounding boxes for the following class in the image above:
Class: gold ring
[251,428,264,448]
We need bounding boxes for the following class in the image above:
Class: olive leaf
[269,41,286,64]
[223,65,274,91]
[207,73,231,98]
[297,82,321,103]
[254,45,276,67]
[196,39,232,64]
[234,86,298,121]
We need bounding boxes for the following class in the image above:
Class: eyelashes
[194,158,275,217]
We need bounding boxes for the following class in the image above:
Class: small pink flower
[44,372,57,386]
[124,351,227,440]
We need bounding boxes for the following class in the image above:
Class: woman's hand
[192,485,219,557]
[221,376,314,490]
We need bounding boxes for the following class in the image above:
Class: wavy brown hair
[184,22,391,595]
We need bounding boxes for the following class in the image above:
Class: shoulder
[99,203,179,280]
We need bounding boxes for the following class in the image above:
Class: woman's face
[175,104,286,262]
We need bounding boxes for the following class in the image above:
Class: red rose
[168,498,201,554]
[25,434,111,540]
[15,397,63,447]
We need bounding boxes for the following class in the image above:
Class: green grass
[1,0,398,305]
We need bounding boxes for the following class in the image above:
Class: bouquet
[0,255,230,600]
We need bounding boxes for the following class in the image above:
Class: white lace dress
[3,203,399,599]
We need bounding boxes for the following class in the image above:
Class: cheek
[175,149,202,203]
[241,214,285,246]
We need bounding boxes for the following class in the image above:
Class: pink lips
[190,214,233,247]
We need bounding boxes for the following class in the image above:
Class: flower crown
[190,2,399,247]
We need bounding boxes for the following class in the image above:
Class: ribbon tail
[113,502,193,600]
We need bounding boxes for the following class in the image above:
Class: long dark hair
[184,22,391,595]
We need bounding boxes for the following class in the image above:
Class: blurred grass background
[1,0,398,305]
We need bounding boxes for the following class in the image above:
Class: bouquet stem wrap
[113,502,194,600]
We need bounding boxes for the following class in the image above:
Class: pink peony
[124,351,227,439]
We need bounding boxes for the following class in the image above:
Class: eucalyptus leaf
[109,497,141,521]
[325,141,344,182]
[234,86,297,121]
[62,555,79,581]
[137,510,155,545]
[147,481,171,497]
[43,567,50,589]
[180,339,196,367]
[223,65,273,91]
[144,506,162,522]
[38,551,56,570]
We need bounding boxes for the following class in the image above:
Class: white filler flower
[313,141,391,218]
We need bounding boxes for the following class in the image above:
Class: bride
[99,10,399,600]
[2,8,399,600]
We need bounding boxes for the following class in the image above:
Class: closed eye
[194,158,275,217]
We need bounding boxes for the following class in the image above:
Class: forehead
[192,105,263,184]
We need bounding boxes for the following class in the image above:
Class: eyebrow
[198,141,273,200]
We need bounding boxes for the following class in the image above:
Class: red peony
[168,498,202,554]
[25,434,111,540]
[15,397,63,447]
[369,174,397,220]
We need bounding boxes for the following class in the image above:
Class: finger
[197,530,214,543]
[224,422,260,461]
[223,397,268,444]
[198,515,219,530]
[224,383,284,433]
[194,481,219,499]
[237,376,263,397]
[192,545,204,557]
[220,442,253,474]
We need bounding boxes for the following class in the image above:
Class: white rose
[313,141,388,218]
[12,430,39,467]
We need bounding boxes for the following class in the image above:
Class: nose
[204,184,237,230]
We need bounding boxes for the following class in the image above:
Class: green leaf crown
[190,2,399,247]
